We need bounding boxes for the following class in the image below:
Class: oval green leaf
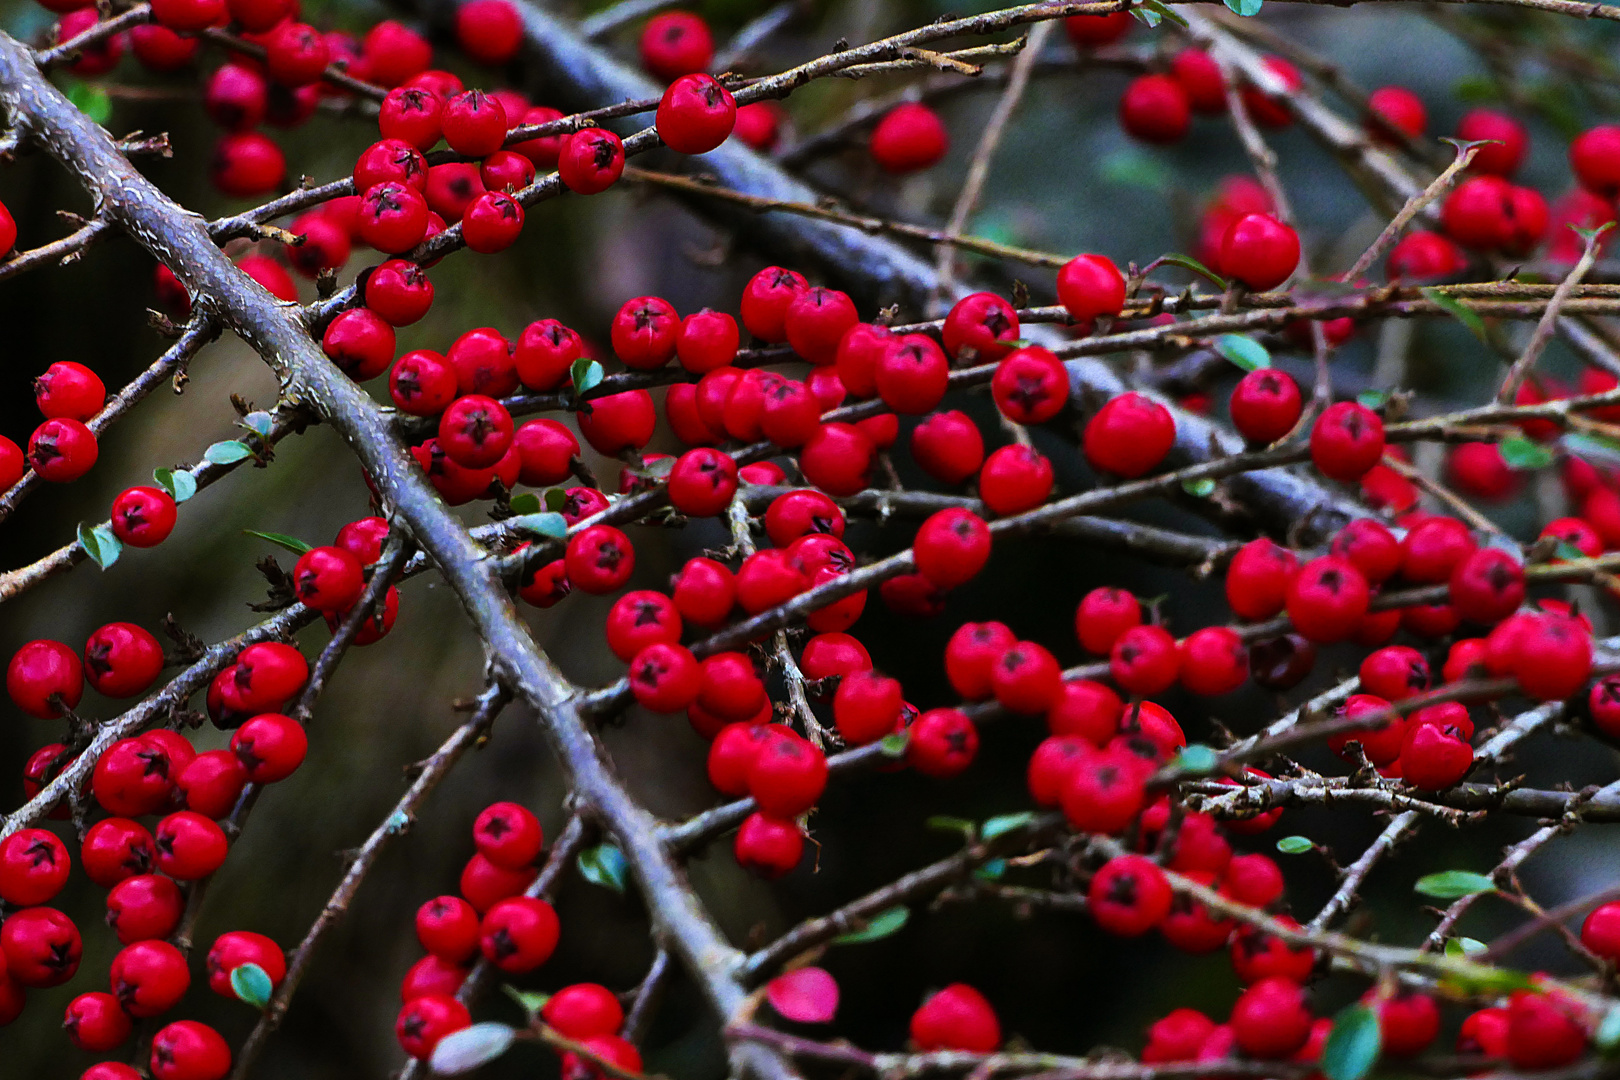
[507,492,541,515]
[833,905,908,945]
[243,529,314,556]
[153,467,198,504]
[204,440,254,465]
[571,357,605,397]
[577,842,627,893]
[1225,0,1263,15]
[1276,835,1313,855]
[1414,870,1496,899]
[508,512,568,539]
[1171,744,1218,772]
[429,1022,516,1074]
[231,962,273,1010]
[1214,334,1270,372]
[1498,436,1553,470]
[241,411,274,438]
[1182,477,1217,498]
[1321,1003,1381,1080]
[981,811,1036,840]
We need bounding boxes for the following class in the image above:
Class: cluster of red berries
[0,360,105,490]
[2,629,306,1077]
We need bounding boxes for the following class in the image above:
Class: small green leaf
[240,411,273,438]
[1224,0,1262,15]
[1154,252,1224,287]
[1182,477,1217,498]
[1134,0,1188,27]
[1556,541,1587,562]
[833,905,909,944]
[507,512,568,539]
[1171,744,1218,772]
[1420,287,1489,343]
[926,815,976,838]
[544,488,570,513]
[501,984,550,1016]
[1595,1005,1620,1051]
[429,1022,516,1074]
[1321,1003,1381,1080]
[507,492,542,515]
[974,858,1008,881]
[1498,436,1554,470]
[878,730,908,758]
[1453,75,1501,104]
[154,467,197,504]
[91,524,122,569]
[1130,3,1160,26]
[1414,870,1497,899]
[981,812,1036,840]
[204,440,255,465]
[230,962,274,1010]
[1099,148,1170,193]
[1276,835,1313,855]
[571,358,604,397]
[1214,334,1271,372]
[78,522,103,568]
[1445,937,1488,958]
[577,842,627,893]
[65,80,112,125]
[1357,390,1390,410]
[1437,960,1536,995]
[243,529,314,556]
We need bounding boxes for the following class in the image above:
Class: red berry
[456,0,522,64]
[1229,368,1302,444]
[0,827,69,905]
[113,939,191,1017]
[1111,624,1182,696]
[943,292,1020,361]
[1120,74,1191,143]
[1457,108,1528,176]
[459,852,537,914]
[565,525,635,594]
[206,930,286,998]
[66,990,133,1052]
[357,181,430,254]
[657,73,737,154]
[8,639,84,718]
[876,334,949,414]
[231,712,308,783]
[1309,401,1384,481]
[1505,990,1587,1069]
[462,191,525,253]
[640,10,712,80]
[1231,978,1313,1058]
[1171,50,1225,113]
[734,812,803,878]
[992,345,1069,425]
[81,817,156,887]
[907,707,978,777]
[396,994,471,1060]
[1572,125,1620,198]
[1,905,80,987]
[800,422,873,496]
[911,984,1001,1052]
[1286,556,1370,644]
[870,102,947,173]
[1399,718,1473,790]
[1180,626,1247,696]
[479,895,560,973]
[578,389,655,455]
[1089,854,1172,936]
[914,507,992,589]
[1367,85,1426,141]
[93,735,175,816]
[1057,254,1126,322]
[741,267,808,343]
[748,734,827,816]
[107,874,185,944]
[35,360,105,421]
[1084,393,1174,477]
[1064,11,1132,47]
[558,128,625,194]
[1221,213,1300,290]
[28,417,98,482]
[154,810,228,879]
[543,984,625,1039]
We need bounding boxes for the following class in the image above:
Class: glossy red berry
[8,639,84,719]
[1400,718,1473,790]
[876,334,949,415]
[1229,369,1302,444]
[1457,108,1528,176]
[565,525,635,594]
[28,417,98,482]
[462,191,525,253]
[907,707,978,777]
[479,895,560,973]
[1084,393,1174,477]
[914,507,992,589]
[459,852,537,914]
[577,389,656,455]
[911,984,1001,1052]
[65,990,133,1052]
[1231,978,1313,1058]
[657,73,736,154]
[396,993,472,1060]
[640,10,712,80]
[1367,85,1427,141]
[1057,254,1126,322]
[93,735,175,816]
[107,873,185,943]
[1,905,80,987]
[1286,556,1370,643]
[35,360,105,421]
[472,801,544,870]
[1090,854,1172,936]
[1505,990,1587,1069]
[206,930,285,998]
[1450,547,1525,624]
[991,345,1069,425]
[231,712,308,784]
[1220,213,1300,290]
[1180,627,1247,696]
[943,292,1020,361]
[357,181,430,254]
[113,939,191,1017]
[0,827,70,905]
[212,132,286,197]
[1120,74,1191,143]
[155,810,228,880]
[543,983,625,1039]
[558,128,625,194]
[748,734,828,816]
[456,0,522,65]
[81,817,156,888]
[1111,624,1182,696]
[1309,401,1384,481]
[870,102,947,173]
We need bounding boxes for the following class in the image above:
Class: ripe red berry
[1374,991,1440,1057]
[1309,401,1384,481]
[1582,901,1620,961]
[231,712,308,784]
[734,812,803,878]
[1220,213,1300,290]
[1572,125,1620,198]
[35,360,105,421]
[1075,587,1141,656]
[671,557,736,627]
[741,266,808,343]
[907,707,979,777]
[1,905,80,987]
[943,292,1020,361]
[799,422,873,495]
[479,895,560,973]
[462,191,525,253]
[8,639,84,719]
[869,102,947,173]
[150,1020,231,1080]
[1286,556,1369,643]
[1505,990,1587,1069]
[1457,108,1528,176]
[1180,626,1247,696]
[1090,854,1172,936]
[1240,56,1302,128]
[565,525,635,594]
[944,621,1017,700]
[28,417,98,482]
[992,345,1069,425]
[206,930,286,998]
[93,735,175,816]
[577,388,656,455]
[1111,624,1182,696]
[1084,392,1175,477]
[630,642,702,712]
[558,128,625,194]
[357,181,430,254]
[456,0,522,65]
[911,984,1001,1052]
[474,801,544,870]
[1359,646,1430,702]
[113,939,191,1017]
[0,827,70,905]
[657,73,737,154]
[379,85,443,150]
[640,10,712,80]
[1171,50,1225,113]
[65,990,133,1052]
[1367,85,1427,141]
[1064,10,1132,47]
[876,333,950,414]
[748,734,828,816]
[155,810,228,879]
[913,507,992,589]
[991,641,1063,714]
[1057,253,1126,322]
[264,21,329,86]
[1386,230,1468,281]
[543,983,625,1039]
[222,642,308,714]
[81,817,156,887]
[396,994,472,1060]
[1449,547,1525,624]
[1399,717,1473,789]
[107,873,185,944]
[1120,74,1191,143]
[1231,978,1313,1058]
[1229,368,1302,444]
[212,132,286,196]
[459,853,537,914]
